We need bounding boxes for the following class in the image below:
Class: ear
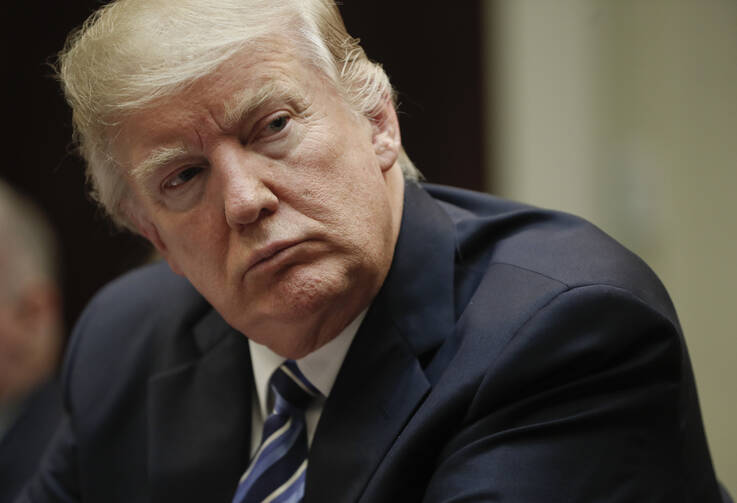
[371,97,401,172]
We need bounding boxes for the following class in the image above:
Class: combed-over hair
[57,0,419,230]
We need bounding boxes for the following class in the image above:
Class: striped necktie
[232,360,320,503]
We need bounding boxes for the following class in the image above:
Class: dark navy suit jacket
[0,380,62,501]
[20,183,723,502]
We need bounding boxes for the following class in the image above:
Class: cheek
[157,215,228,271]
[296,113,376,178]
[285,134,382,213]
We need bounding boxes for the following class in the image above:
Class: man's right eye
[163,166,204,190]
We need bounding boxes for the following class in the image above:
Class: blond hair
[58,0,419,230]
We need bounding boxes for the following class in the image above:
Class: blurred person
[0,180,63,501]
[18,1,728,502]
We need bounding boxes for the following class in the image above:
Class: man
[0,180,63,501]
[19,0,726,501]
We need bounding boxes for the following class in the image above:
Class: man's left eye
[262,114,290,136]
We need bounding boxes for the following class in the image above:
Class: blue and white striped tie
[232,360,320,503]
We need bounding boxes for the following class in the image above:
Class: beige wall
[488,0,736,494]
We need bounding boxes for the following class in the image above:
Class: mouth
[245,239,308,274]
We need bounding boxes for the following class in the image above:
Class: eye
[256,113,290,140]
[163,166,204,190]
[268,115,289,131]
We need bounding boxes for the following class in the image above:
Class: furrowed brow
[222,81,307,130]
[130,144,190,184]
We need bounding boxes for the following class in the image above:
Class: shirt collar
[249,309,367,419]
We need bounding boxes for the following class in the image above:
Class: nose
[219,157,279,230]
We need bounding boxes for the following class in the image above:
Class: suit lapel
[305,182,458,503]
[148,308,253,502]
[304,307,431,503]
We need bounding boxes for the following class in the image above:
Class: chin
[224,254,381,355]
[236,270,363,352]
[275,260,359,311]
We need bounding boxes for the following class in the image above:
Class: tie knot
[269,360,320,411]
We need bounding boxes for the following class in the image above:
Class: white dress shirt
[247,310,367,456]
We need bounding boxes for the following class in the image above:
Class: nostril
[258,207,274,220]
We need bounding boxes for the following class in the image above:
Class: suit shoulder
[424,184,676,321]
[85,260,201,317]
[68,260,206,354]
[62,262,208,414]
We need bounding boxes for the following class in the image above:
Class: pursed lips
[245,239,307,274]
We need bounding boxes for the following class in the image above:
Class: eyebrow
[130,144,190,185]
[222,80,308,131]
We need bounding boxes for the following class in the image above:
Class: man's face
[114,40,404,358]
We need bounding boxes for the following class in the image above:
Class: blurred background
[2,0,734,495]
[488,1,736,495]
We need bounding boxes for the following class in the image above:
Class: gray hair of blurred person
[0,180,62,400]
[57,0,420,232]
[0,181,59,302]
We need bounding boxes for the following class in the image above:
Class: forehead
[161,41,315,123]
[114,40,327,166]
